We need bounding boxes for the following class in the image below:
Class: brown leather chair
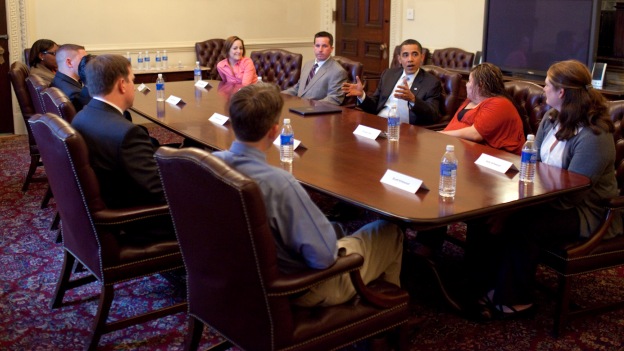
[333,55,363,107]
[42,87,77,123]
[539,99,624,336]
[391,45,430,68]
[504,80,550,136]
[431,48,474,70]
[421,65,463,130]
[24,48,31,67]
[155,146,410,351]
[8,61,46,192]
[250,49,303,90]
[195,38,226,80]
[25,74,49,115]
[28,114,186,350]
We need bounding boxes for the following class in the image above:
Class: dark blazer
[51,72,91,112]
[71,99,164,209]
[359,67,443,125]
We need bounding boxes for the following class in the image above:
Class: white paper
[353,125,382,140]
[209,113,229,125]
[166,95,183,105]
[475,153,517,173]
[273,136,303,150]
[380,169,423,193]
[194,80,210,88]
[137,83,148,92]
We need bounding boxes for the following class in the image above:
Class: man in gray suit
[282,31,347,105]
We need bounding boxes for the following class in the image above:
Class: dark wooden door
[0,0,13,133]
[335,0,391,93]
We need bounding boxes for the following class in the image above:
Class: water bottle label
[521,151,537,164]
[137,58,143,63]
[440,163,457,177]
[194,68,201,75]
[162,56,168,61]
[280,134,293,145]
[145,57,150,62]
[388,116,400,127]
[156,57,161,62]
[156,83,164,90]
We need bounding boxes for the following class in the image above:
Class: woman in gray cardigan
[466,60,622,320]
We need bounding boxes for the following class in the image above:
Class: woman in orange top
[440,63,525,154]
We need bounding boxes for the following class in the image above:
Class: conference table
[130,80,590,230]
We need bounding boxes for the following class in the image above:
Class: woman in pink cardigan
[216,36,258,86]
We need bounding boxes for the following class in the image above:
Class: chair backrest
[609,100,624,191]
[42,87,77,123]
[25,74,49,115]
[9,61,38,149]
[422,65,462,124]
[28,113,106,279]
[24,48,31,67]
[391,45,430,68]
[156,147,292,350]
[504,80,550,136]
[432,47,474,70]
[250,49,303,90]
[333,56,363,106]
[195,38,226,79]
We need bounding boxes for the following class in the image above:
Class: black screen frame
[482,0,601,80]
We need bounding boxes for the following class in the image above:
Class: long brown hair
[224,36,246,59]
[547,60,613,140]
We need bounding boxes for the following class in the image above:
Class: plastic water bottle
[194,61,202,82]
[520,134,537,183]
[280,118,294,163]
[137,52,143,70]
[387,104,400,141]
[126,52,131,64]
[156,74,165,101]
[439,145,458,197]
[162,50,168,69]
[144,51,151,70]
[257,75,263,83]
[155,50,162,70]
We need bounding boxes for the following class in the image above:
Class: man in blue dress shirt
[213,83,404,307]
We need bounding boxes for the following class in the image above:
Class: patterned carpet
[1,127,624,351]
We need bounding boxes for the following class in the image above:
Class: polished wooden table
[131,80,590,229]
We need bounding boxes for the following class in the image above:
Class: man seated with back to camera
[213,83,404,307]
[342,39,443,126]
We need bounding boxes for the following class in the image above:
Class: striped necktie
[306,63,319,85]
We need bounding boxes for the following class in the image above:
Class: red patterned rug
[1,126,623,350]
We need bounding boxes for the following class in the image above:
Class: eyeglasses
[42,51,56,56]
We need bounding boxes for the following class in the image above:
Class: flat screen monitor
[483,0,601,80]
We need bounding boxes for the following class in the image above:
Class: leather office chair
[25,74,49,115]
[504,80,550,136]
[42,87,77,123]
[28,114,186,350]
[431,48,474,70]
[333,55,363,107]
[24,48,31,67]
[250,49,303,90]
[195,38,226,80]
[539,99,624,336]
[155,146,410,351]
[421,65,463,130]
[8,62,46,192]
[391,45,430,68]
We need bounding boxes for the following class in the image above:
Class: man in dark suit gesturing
[343,39,443,126]
[71,54,173,238]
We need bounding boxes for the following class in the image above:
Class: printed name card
[166,95,184,105]
[353,125,381,140]
[273,136,303,150]
[209,113,229,125]
[474,153,518,173]
[380,169,424,193]
[137,83,150,93]
[194,80,210,88]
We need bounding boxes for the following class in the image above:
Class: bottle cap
[446,145,454,151]
[284,118,290,124]
[158,73,163,78]
[196,61,199,65]
[527,134,535,141]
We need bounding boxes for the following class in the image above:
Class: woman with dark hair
[216,35,258,85]
[78,54,96,104]
[28,39,58,84]
[441,62,525,154]
[467,60,622,319]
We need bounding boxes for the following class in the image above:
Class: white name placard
[380,169,423,193]
[273,136,303,150]
[353,125,382,140]
[137,83,150,93]
[194,80,210,88]
[475,153,518,173]
[166,95,183,105]
[209,113,229,125]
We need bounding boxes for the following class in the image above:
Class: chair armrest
[91,204,170,226]
[348,268,407,308]
[567,196,624,257]
[268,253,364,296]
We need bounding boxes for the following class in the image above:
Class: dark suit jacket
[51,72,91,112]
[71,99,164,209]
[359,67,443,125]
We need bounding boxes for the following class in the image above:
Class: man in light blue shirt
[213,83,404,306]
